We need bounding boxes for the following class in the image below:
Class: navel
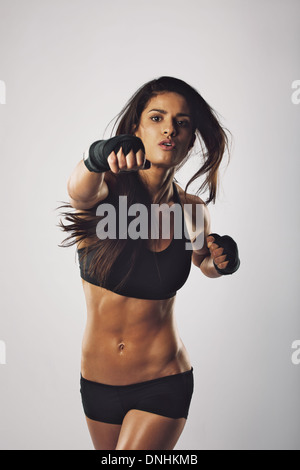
[118,342,125,352]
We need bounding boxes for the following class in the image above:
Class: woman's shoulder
[174,182,206,206]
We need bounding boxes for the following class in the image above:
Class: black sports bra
[77,182,192,300]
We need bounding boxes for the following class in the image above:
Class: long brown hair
[57,76,231,290]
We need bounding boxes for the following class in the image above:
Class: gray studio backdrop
[0,0,299,450]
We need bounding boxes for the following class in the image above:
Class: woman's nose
[163,122,177,137]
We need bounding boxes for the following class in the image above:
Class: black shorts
[80,367,194,425]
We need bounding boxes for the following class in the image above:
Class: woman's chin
[146,155,178,169]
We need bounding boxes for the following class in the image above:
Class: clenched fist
[207,233,240,275]
[83,135,151,173]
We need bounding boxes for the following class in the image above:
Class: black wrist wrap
[208,233,240,275]
[83,134,147,173]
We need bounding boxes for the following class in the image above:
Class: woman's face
[134,92,196,168]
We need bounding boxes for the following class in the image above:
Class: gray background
[0,0,299,450]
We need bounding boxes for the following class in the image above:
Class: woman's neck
[138,166,176,205]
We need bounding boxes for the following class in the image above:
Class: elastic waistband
[80,366,193,389]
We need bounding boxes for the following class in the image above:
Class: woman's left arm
[191,203,240,278]
[191,203,222,278]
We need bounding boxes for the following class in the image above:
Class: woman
[58,76,240,450]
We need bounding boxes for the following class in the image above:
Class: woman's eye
[150,116,189,127]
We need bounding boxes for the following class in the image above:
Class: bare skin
[68,92,227,450]
[78,183,198,450]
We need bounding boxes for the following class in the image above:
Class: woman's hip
[80,367,194,425]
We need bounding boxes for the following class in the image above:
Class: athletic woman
[58,76,240,450]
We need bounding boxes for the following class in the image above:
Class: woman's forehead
[143,92,191,114]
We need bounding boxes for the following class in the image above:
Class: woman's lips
[158,142,176,150]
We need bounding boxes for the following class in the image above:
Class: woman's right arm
[67,135,148,209]
[67,159,109,210]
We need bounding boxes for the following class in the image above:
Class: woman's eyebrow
[147,108,191,118]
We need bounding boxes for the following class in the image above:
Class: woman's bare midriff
[80,279,192,386]
[77,182,197,385]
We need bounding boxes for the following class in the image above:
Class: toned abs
[80,281,192,385]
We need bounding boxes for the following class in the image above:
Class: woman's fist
[83,135,151,173]
[206,233,240,275]
[207,235,229,270]
[107,146,149,174]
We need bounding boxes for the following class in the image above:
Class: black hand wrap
[83,134,150,173]
[208,233,240,275]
